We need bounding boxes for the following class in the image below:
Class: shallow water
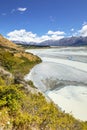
[47,85,87,121]
[25,47,87,121]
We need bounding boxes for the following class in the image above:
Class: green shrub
[27,80,36,88]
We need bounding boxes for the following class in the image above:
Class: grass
[0,75,87,130]
[0,48,41,77]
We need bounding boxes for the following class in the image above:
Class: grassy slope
[0,34,21,51]
[0,35,87,130]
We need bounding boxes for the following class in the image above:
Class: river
[25,46,87,121]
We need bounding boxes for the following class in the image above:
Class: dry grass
[14,52,40,62]
[0,34,23,51]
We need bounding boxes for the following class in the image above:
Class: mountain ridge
[12,36,87,46]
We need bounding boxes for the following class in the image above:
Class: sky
[0,0,87,42]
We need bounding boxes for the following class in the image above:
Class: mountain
[12,36,87,46]
[40,36,87,46]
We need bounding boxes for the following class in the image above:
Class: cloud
[69,24,87,37]
[82,21,87,26]
[2,13,6,16]
[7,29,37,42]
[71,28,74,32]
[7,29,65,43]
[11,9,16,13]
[47,30,65,35]
[79,24,87,37]
[11,8,27,14]
[17,8,27,12]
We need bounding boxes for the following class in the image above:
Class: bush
[27,80,36,88]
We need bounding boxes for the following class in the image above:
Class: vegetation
[27,80,37,88]
[0,76,87,130]
[0,49,41,77]
[0,35,87,129]
[18,44,50,49]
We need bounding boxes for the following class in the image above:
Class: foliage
[0,49,41,77]
[0,108,12,130]
[27,80,36,88]
[0,74,87,129]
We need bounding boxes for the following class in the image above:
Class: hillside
[0,34,20,51]
[0,35,87,130]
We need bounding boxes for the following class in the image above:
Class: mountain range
[12,36,87,46]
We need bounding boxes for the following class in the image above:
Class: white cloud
[7,29,37,42]
[7,29,65,43]
[71,28,74,32]
[47,30,65,35]
[51,34,64,40]
[82,21,87,26]
[11,8,27,14]
[17,8,27,12]
[79,24,87,37]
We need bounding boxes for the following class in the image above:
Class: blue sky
[0,0,87,42]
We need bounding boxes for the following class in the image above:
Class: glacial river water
[25,47,87,121]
